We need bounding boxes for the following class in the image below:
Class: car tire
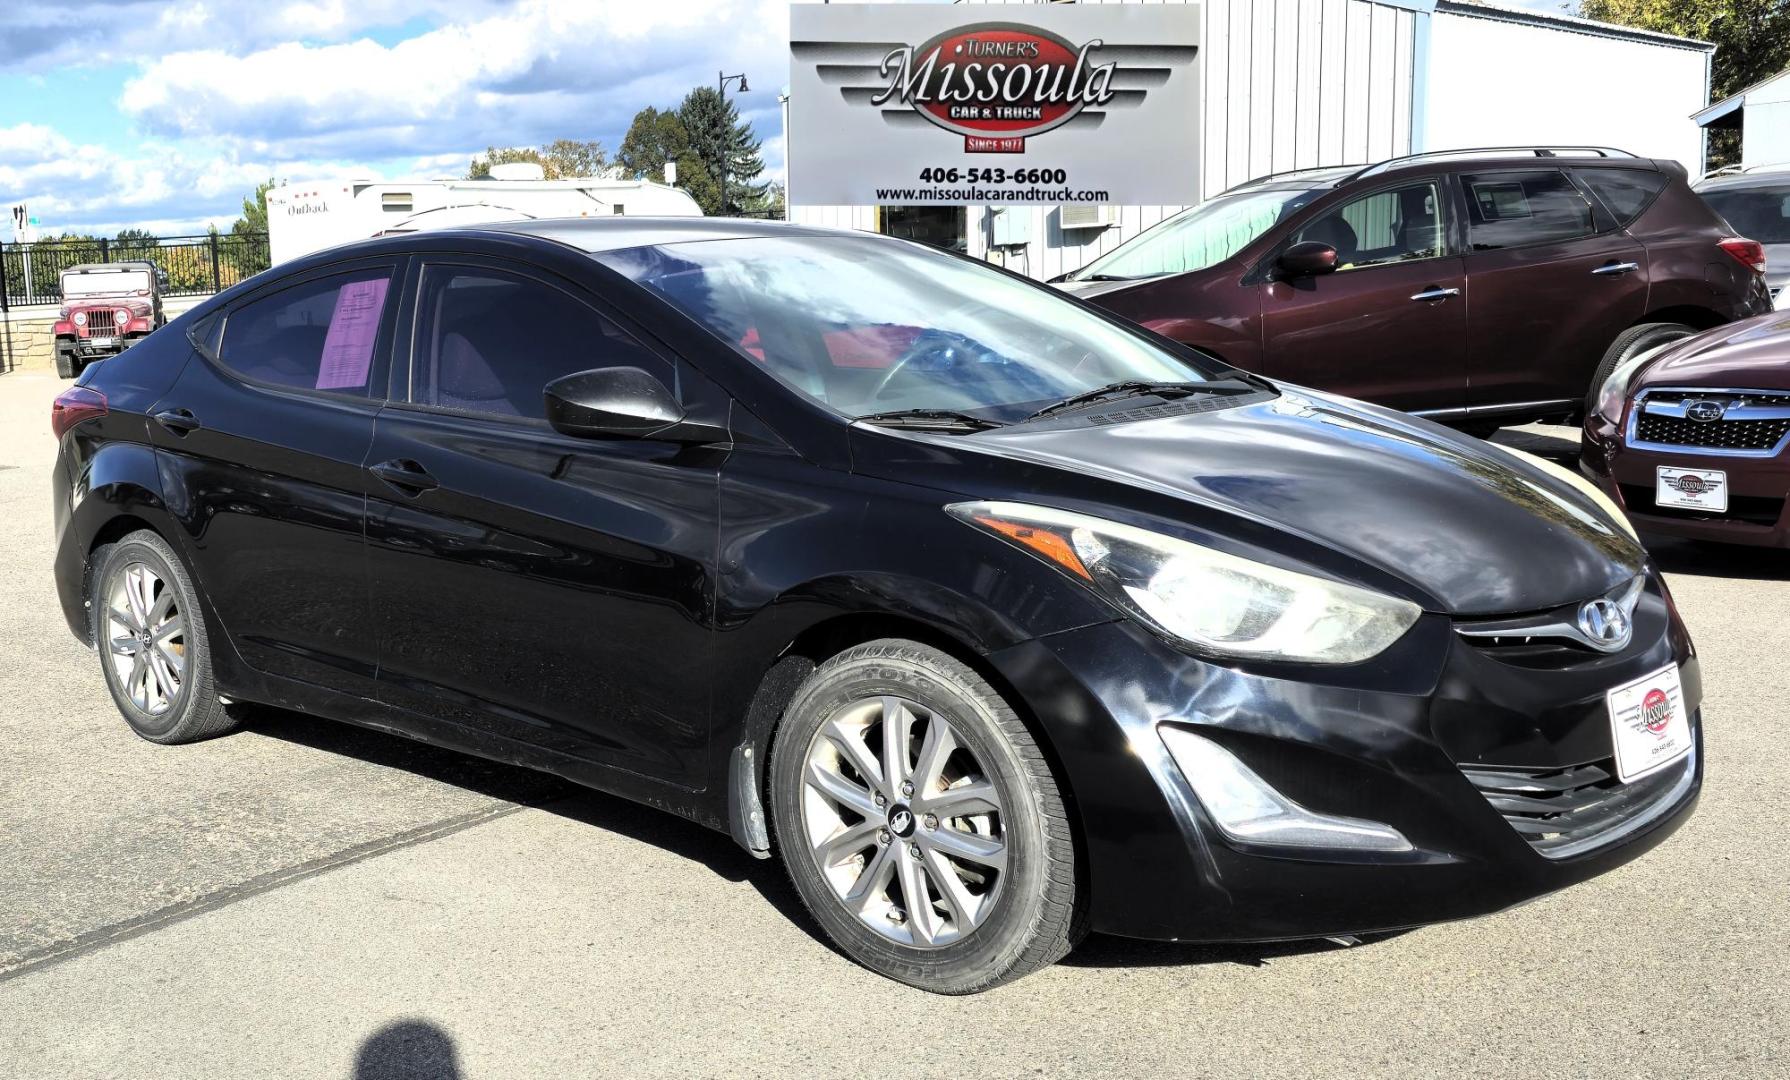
[55,348,80,380]
[90,530,240,745]
[768,639,1084,994]
[1587,322,1696,415]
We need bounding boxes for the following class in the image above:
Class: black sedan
[50,218,1700,993]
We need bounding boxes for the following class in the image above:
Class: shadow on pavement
[1063,928,1412,970]
[355,1019,462,1080]
[240,706,821,946]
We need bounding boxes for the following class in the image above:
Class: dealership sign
[788,4,1201,207]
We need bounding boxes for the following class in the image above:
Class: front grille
[1462,744,1695,859]
[1619,484,1785,526]
[83,309,116,335]
[1632,390,1790,452]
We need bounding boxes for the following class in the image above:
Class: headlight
[947,501,1421,664]
[116,308,131,325]
[1594,343,1672,425]
[73,311,87,326]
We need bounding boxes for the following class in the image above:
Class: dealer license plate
[1606,665,1692,783]
[88,336,115,349]
[1655,466,1727,512]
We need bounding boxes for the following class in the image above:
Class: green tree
[112,228,159,260]
[676,86,767,215]
[466,140,608,179]
[1579,0,1790,164]
[615,106,690,182]
[232,178,276,236]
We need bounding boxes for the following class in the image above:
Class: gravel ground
[1,371,1785,1078]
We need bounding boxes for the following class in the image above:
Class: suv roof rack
[1700,161,1790,181]
[1353,146,1636,180]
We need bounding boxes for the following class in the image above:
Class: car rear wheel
[91,530,240,744]
[1587,322,1696,415]
[769,639,1083,994]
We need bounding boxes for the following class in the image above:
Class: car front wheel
[769,639,1083,994]
[91,530,240,744]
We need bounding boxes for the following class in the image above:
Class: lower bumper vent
[1461,738,1696,859]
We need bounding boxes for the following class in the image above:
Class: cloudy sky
[3,0,1576,239]
[0,0,792,236]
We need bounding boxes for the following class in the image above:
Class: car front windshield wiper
[1021,379,1262,423]
[853,408,1005,432]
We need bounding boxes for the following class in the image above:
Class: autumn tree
[466,140,609,179]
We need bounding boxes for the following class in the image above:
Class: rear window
[1461,170,1597,250]
[1700,186,1790,244]
[219,268,393,396]
[1577,168,1667,224]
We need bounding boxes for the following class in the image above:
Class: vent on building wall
[1059,204,1114,231]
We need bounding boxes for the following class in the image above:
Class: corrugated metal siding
[792,0,1418,280]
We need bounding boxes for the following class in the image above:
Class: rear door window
[1460,170,1598,250]
[218,267,395,396]
[1576,168,1668,225]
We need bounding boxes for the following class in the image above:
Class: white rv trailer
[265,164,702,264]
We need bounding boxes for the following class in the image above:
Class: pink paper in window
[315,276,390,390]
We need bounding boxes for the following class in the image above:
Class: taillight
[51,386,108,439]
[1719,237,1767,275]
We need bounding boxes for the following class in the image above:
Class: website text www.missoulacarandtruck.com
[874,186,1110,202]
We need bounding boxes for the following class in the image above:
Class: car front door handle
[152,408,200,435]
[369,458,440,495]
[1591,261,1641,276]
[1409,287,1461,303]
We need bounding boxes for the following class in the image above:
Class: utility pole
[717,70,750,216]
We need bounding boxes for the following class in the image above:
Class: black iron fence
[0,232,271,310]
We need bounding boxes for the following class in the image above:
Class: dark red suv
[1057,148,1772,433]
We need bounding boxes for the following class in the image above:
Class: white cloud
[120,0,791,161]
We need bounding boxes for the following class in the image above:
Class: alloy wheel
[800,695,1007,948]
[104,561,186,716]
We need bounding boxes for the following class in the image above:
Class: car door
[363,255,726,786]
[1257,178,1469,413]
[145,257,401,695]
[1456,168,1649,411]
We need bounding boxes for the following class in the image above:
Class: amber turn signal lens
[972,515,1092,581]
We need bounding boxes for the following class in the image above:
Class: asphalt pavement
[2,371,1786,1078]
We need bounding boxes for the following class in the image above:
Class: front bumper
[1582,413,1790,548]
[988,584,1700,942]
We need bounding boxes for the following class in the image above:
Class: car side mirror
[1277,241,1339,278]
[543,366,688,440]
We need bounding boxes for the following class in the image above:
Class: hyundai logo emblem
[888,806,915,837]
[1684,399,1726,423]
[1577,597,1632,651]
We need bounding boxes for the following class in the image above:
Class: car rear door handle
[152,408,200,435]
[1591,261,1640,276]
[369,458,440,495]
[1409,287,1461,302]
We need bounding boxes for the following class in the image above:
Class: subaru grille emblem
[1577,597,1631,651]
[1684,399,1726,423]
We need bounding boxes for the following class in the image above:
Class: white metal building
[1694,67,1790,169]
[789,0,1712,281]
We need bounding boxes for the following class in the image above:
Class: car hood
[1638,313,1790,391]
[1053,276,1150,301]
[858,390,1642,617]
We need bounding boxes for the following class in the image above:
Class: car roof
[64,261,159,273]
[1695,167,1790,192]
[1223,149,1662,196]
[466,216,860,253]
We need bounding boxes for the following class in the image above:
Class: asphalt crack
[0,798,553,984]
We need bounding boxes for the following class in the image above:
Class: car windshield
[1701,186,1790,244]
[597,235,1230,423]
[1066,186,1327,281]
[64,270,151,298]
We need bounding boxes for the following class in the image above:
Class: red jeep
[53,262,168,378]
